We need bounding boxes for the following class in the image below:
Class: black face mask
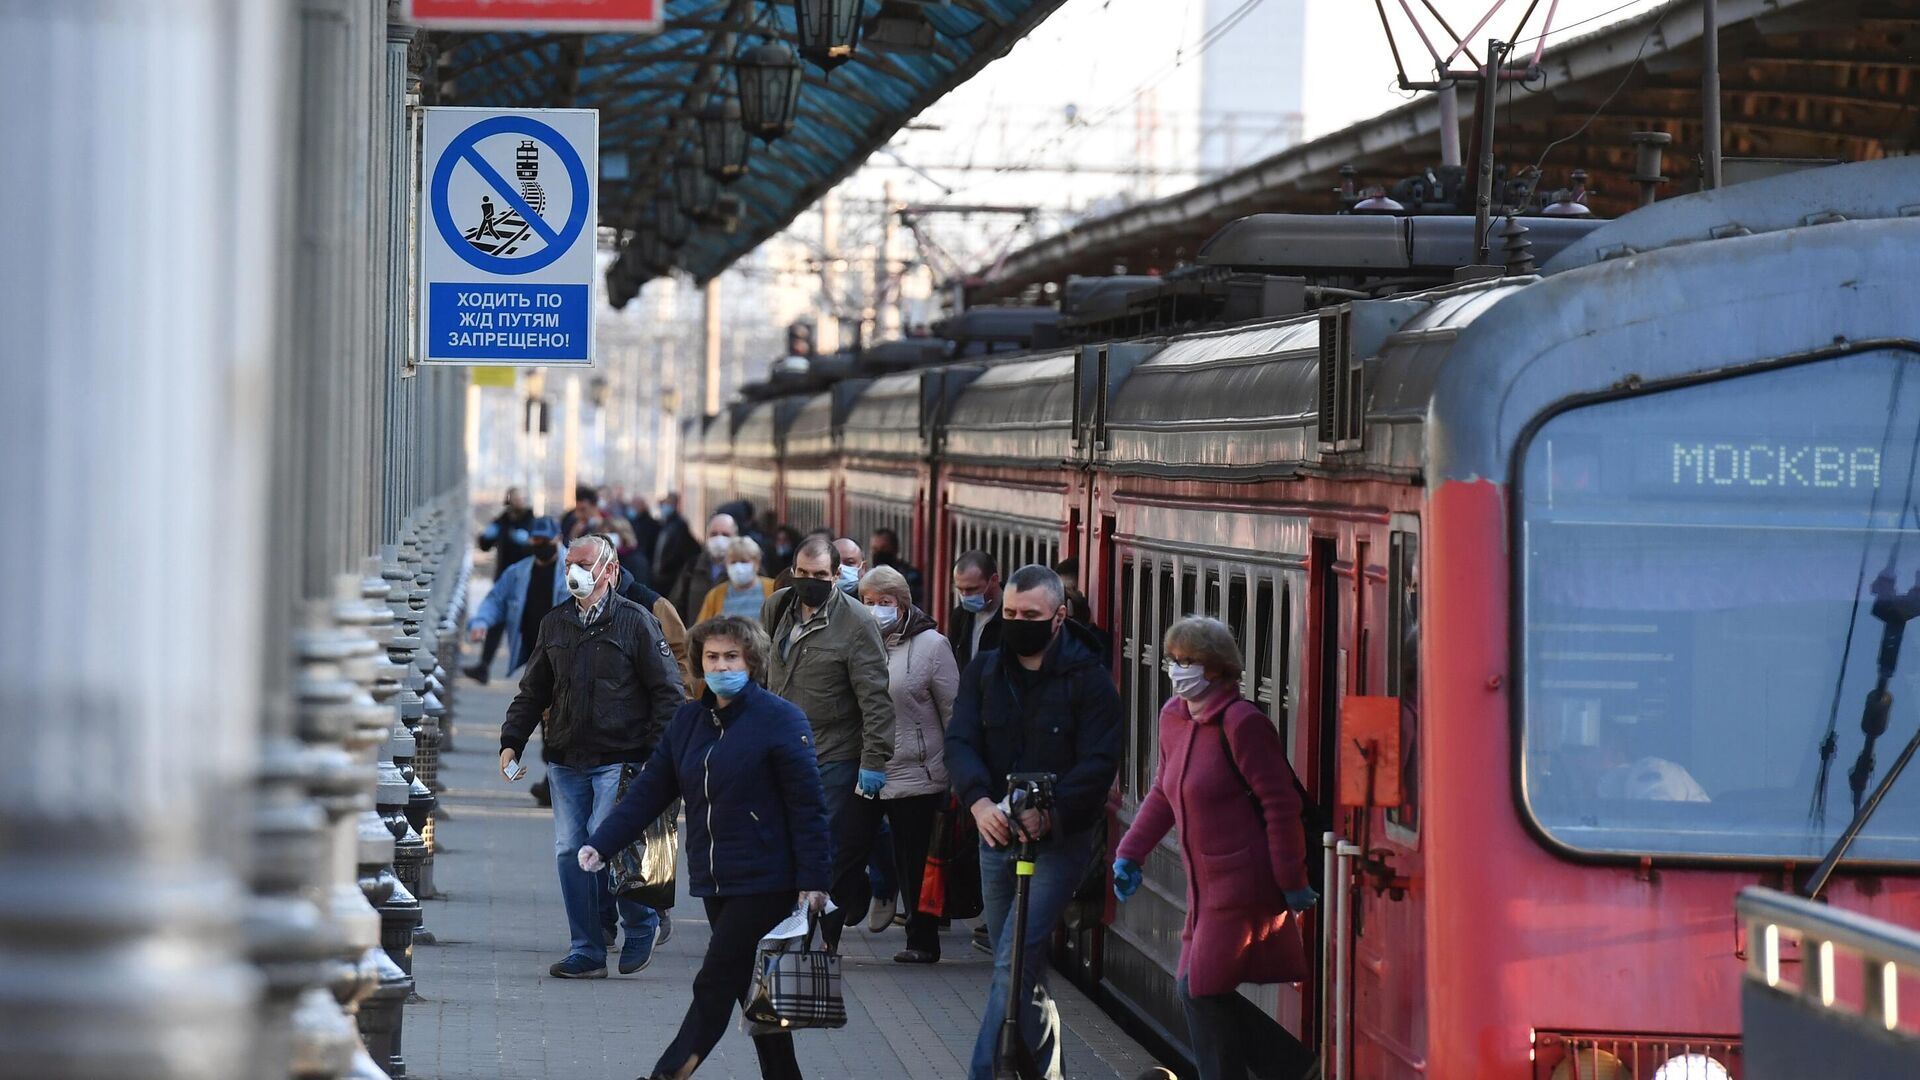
[1000,618,1056,658]
[791,577,834,609]
[530,542,557,563]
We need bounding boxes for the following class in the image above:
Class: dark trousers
[821,793,942,956]
[1176,975,1314,1080]
[653,892,802,1080]
[478,620,505,668]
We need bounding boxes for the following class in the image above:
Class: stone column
[0,2,289,1076]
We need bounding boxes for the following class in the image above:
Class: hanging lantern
[652,194,692,248]
[698,96,750,183]
[673,157,719,223]
[735,41,804,142]
[792,0,862,71]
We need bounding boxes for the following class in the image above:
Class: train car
[729,396,806,534]
[841,370,941,574]
[782,381,867,534]
[932,347,1090,614]
[1076,160,1920,1079]
[709,158,1920,1080]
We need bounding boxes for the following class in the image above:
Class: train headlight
[1652,1055,1732,1080]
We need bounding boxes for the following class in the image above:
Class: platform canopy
[428,0,1067,293]
[971,0,1920,301]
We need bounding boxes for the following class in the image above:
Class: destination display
[1524,352,1920,517]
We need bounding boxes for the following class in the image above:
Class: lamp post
[792,0,862,71]
[698,96,750,183]
[735,41,803,141]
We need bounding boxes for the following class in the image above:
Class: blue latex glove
[481,523,500,540]
[1284,887,1319,913]
[857,769,886,797]
[510,528,531,546]
[1112,858,1142,902]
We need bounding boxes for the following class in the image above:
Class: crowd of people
[465,485,1320,1080]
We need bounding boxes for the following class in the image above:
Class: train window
[1519,350,1920,862]
[1119,552,1140,801]
[1253,576,1278,716]
[1227,571,1249,677]
[1387,532,1420,834]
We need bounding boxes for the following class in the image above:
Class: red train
[679,158,1920,1078]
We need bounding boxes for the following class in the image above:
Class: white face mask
[567,548,612,601]
[727,561,757,588]
[867,604,898,628]
[706,534,733,560]
[1167,662,1211,700]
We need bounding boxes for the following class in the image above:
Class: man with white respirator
[501,534,688,980]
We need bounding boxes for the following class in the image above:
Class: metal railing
[1738,886,1920,1079]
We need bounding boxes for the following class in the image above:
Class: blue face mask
[705,670,750,698]
[838,564,860,592]
[958,593,987,613]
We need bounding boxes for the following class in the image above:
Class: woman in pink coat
[1112,616,1319,1080]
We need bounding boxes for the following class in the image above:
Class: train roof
[786,381,868,461]
[1100,280,1524,481]
[730,396,809,464]
[842,371,931,464]
[1544,157,1920,275]
[942,349,1085,469]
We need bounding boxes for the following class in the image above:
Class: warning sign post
[418,107,598,366]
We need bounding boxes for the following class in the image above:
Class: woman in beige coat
[819,564,959,963]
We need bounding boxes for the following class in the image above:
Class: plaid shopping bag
[742,909,846,1032]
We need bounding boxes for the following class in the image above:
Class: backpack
[1216,700,1331,892]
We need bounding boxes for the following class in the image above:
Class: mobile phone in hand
[503,757,527,781]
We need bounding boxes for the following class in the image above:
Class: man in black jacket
[945,563,1121,1080]
[948,549,1004,669]
[500,535,688,980]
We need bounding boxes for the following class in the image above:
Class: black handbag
[608,765,678,910]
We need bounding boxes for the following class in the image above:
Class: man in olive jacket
[762,535,896,833]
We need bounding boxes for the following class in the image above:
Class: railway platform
[405,678,1161,1080]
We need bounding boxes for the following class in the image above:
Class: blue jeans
[549,762,657,964]
[968,827,1096,1080]
[817,758,859,861]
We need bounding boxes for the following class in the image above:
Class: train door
[1310,534,1347,1073]
[1348,521,1428,1079]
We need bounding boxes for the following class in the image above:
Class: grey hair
[688,615,772,679]
[572,533,617,571]
[1163,616,1244,680]
[857,565,912,609]
[1005,564,1064,611]
[726,536,763,564]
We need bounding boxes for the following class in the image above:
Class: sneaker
[549,954,606,979]
[867,896,896,932]
[461,662,489,686]
[971,925,991,955]
[618,926,657,974]
[655,911,672,946]
[893,948,938,964]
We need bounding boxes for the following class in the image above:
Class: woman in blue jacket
[580,614,832,1080]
